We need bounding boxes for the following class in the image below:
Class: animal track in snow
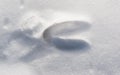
[43,21,91,52]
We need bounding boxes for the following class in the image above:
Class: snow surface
[0,0,120,75]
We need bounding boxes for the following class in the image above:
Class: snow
[0,0,120,75]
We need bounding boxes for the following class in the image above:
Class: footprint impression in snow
[43,20,91,52]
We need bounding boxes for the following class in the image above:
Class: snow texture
[0,0,120,75]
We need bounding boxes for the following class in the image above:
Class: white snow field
[0,0,120,75]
